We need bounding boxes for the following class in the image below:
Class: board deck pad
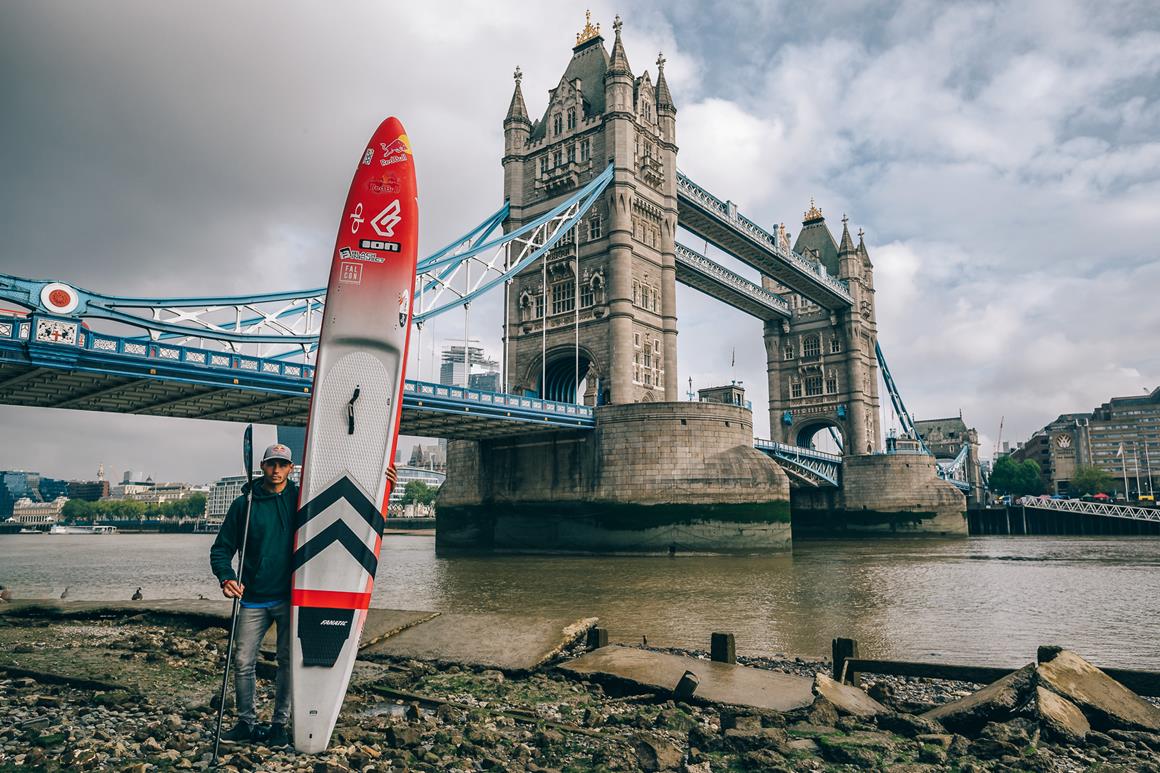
[291,117,418,753]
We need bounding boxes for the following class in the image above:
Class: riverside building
[1012,387,1160,496]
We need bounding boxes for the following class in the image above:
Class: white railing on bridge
[674,243,790,316]
[675,172,852,301]
[754,438,842,463]
[1018,496,1160,523]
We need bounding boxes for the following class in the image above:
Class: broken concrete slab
[1036,649,1160,733]
[0,599,232,624]
[559,645,814,713]
[813,673,886,717]
[922,663,1035,734]
[362,613,595,672]
[1034,685,1089,744]
[260,608,438,653]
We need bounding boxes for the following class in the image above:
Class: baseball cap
[261,443,293,464]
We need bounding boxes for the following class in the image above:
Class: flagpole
[1133,442,1143,500]
[1145,440,1155,497]
[1120,443,1129,499]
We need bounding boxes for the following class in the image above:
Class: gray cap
[261,443,293,463]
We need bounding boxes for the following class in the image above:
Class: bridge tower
[762,205,882,455]
[501,13,679,405]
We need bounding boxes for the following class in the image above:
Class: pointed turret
[607,15,633,77]
[505,66,530,126]
[857,227,873,269]
[793,198,841,275]
[838,215,856,254]
[655,52,675,112]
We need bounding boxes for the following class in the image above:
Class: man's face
[261,459,291,486]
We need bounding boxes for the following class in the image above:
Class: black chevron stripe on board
[295,475,385,535]
[291,519,378,576]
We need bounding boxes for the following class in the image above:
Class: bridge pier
[436,402,792,553]
[791,453,968,537]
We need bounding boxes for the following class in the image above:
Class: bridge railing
[674,243,791,316]
[404,380,594,420]
[675,172,852,300]
[1018,496,1160,523]
[753,438,842,463]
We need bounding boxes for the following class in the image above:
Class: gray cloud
[0,1,1157,482]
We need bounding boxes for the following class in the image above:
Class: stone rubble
[0,613,1158,771]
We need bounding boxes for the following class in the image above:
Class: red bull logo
[378,134,412,167]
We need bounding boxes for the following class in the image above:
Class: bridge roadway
[674,243,789,320]
[0,314,593,439]
[676,172,854,309]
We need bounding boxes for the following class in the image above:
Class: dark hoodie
[209,480,298,603]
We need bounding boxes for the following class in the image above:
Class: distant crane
[994,416,1004,457]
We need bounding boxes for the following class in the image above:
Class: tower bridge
[0,13,973,552]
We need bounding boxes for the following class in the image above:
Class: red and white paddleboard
[291,117,418,753]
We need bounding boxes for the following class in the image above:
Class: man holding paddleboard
[209,442,298,746]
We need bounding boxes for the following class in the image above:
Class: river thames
[2,533,1157,670]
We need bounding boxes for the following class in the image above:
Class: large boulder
[1034,686,1089,744]
[922,663,1035,734]
[1036,649,1160,733]
[813,673,887,718]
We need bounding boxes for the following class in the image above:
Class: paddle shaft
[211,425,255,766]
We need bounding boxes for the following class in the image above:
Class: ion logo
[370,199,401,237]
[359,239,400,252]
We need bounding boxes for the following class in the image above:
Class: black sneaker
[219,720,256,744]
[264,722,291,747]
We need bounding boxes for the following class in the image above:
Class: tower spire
[505,66,530,125]
[655,51,675,111]
[607,14,632,77]
[838,214,856,254]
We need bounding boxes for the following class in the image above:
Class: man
[210,442,297,747]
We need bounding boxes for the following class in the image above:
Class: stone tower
[501,13,679,405]
[761,204,882,455]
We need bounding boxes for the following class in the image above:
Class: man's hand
[386,465,398,486]
[221,579,244,599]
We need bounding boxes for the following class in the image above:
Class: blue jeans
[233,602,291,726]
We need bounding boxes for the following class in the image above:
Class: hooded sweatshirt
[209,479,298,604]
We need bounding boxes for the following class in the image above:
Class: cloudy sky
[1,0,1158,484]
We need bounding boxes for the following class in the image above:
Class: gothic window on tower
[791,379,802,398]
[587,214,602,241]
[567,144,575,164]
[553,113,563,135]
[553,150,563,167]
[580,139,590,162]
[551,282,575,315]
[803,335,821,358]
[633,353,641,383]
[830,336,841,354]
[567,108,576,130]
[534,290,545,318]
[806,375,823,396]
[653,339,661,353]
[540,156,549,176]
[580,281,594,308]
[783,342,795,360]
[643,102,652,122]
[634,331,641,348]
[826,373,838,394]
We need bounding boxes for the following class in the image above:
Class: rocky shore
[1,608,1159,772]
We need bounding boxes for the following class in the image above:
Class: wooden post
[674,670,700,700]
[586,626,608,650]
[832,637,860,686]
[711,632,736,664]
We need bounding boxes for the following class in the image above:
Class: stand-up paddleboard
[291,117,418,753]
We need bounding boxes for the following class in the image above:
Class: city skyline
[2,1,1158,481]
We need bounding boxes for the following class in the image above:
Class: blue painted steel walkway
[0,312,593,438]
